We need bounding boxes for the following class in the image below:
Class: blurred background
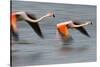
[11,1,96,67]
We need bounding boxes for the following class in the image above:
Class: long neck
[17,12,48,23]
[34,15,48,22]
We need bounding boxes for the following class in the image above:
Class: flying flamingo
[57,20,92,44]
[11,11,55,41]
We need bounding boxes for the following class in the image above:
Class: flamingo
[11,11,55,41]
[57,20,92,44]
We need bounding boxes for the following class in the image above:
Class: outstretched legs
[11,26,19,41]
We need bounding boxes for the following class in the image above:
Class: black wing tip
[26,14,45,39]
[85,34,90,38]
[73,22,91,38]
[87,34,91,38]
[39,35,44,39]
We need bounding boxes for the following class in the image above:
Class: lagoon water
[11,1,96,67]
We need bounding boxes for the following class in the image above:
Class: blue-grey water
[11,1,96,67]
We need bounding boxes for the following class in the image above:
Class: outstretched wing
[25,13,44,38]
[73,22,90,37]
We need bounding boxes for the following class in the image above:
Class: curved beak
[90,21,93,25]
[53,14,55,18]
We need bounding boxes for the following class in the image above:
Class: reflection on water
[61,36,73,45]
[59,45,88,55]
[12,1,96,67]
[12,43,91,66]
[12,52,42,66]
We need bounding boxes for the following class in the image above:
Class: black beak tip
[91,22,93,25]
[53,14,55,18]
